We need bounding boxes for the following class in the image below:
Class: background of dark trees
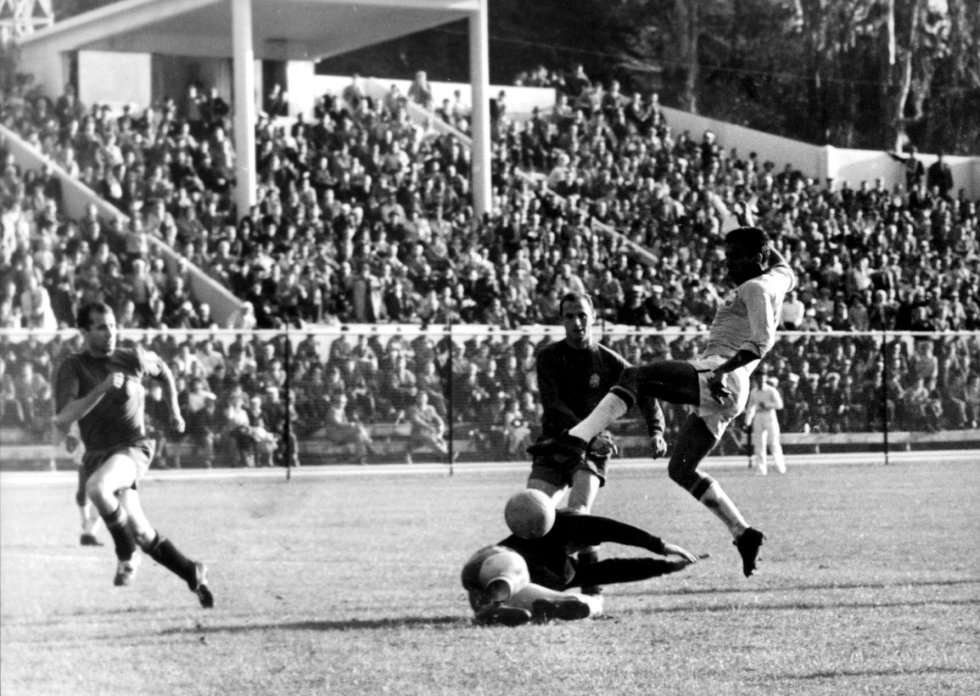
[43,0,980,155]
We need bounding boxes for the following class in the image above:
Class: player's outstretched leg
[669,415,766,577]
[734,528,766,578]
[577,547,603,596]
[122,490,214,608]
[76,470,104,546]
[98,504,139,585]
[140,532,214,609]
[79,501,104,546]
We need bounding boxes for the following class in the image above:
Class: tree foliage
[45,0,980,154]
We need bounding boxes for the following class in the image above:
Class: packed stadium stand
[2,50,980,467]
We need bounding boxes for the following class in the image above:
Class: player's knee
[85,474,112,506]
[134,528,157,550]
[667,449,700,490]
[615,366,639,396]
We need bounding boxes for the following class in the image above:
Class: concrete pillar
[468,0,491,217]
[232,0,257,218]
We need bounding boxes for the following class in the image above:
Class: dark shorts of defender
[529,447,609,490]
[81,438,156,489]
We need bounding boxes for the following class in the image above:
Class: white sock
[81,504,101,535]
[568,393,629,442]
[699,481,748,538]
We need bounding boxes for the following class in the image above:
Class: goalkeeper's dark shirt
[536,339,664,438]
[500,511,667,590]
[54,347,150,451]
[536,340,631,437]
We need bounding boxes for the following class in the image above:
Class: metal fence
[2,326,979,471]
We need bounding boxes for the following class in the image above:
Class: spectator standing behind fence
[963,373,980,428]
[742,375,786,476]
[323,392,377,465]
[408,71,434,111]
[400,390,452,465]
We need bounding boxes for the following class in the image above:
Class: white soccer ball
[461,545,530,602]
[504,489,556,539]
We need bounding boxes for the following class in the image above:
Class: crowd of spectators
[2,59,980,461]
[3,63,980,337]
[2,326,980,466]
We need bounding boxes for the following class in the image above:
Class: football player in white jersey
[743,375,787,475]
[530,225,796,577]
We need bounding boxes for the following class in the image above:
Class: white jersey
[704,262,796,362]
[745,384,784,424]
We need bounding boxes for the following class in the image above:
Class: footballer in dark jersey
[53,301,213,607]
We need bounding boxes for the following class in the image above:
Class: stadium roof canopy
[18,0,480,62]
[17,0,492,214]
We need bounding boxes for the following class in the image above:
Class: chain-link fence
[2,327,979,471]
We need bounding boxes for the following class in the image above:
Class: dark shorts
[528,449,608,490]
[81,438,156,484]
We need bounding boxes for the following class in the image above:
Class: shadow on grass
[783,666,978,681]
[622,577,980,598]
[160,615,466,636]
[638,597,979,614]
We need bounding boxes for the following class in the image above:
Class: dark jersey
[499,510,667,590]
[536,340,630,437]
[54,347,154,451]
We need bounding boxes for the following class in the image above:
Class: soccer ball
[460,545,530,602]
[504,489,556,539]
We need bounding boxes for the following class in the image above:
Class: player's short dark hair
[725,226,770,263]
[76,301,114,330]
[559,291,594,316]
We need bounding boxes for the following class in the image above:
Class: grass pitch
[2,457,979,696]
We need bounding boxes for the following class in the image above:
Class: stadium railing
[1,326,978,471]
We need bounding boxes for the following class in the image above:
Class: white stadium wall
[286,70,556,124]
[18,49,980,198]
[78,51,152,112]
[660,106,831,184]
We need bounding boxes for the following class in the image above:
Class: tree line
[48,0,980,154]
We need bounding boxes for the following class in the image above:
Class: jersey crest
[589,373,601,388]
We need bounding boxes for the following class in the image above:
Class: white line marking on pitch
[2,450,977,487]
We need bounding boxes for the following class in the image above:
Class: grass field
[2,456,979,696]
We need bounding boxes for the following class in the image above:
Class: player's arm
[52,365,123,428]
[144,351,185,434]
[767,246,789,271]
[636,394,667,458]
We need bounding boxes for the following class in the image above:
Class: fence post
[284,327,293,480]
[447,321,455,476]
[881,329,890,466]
